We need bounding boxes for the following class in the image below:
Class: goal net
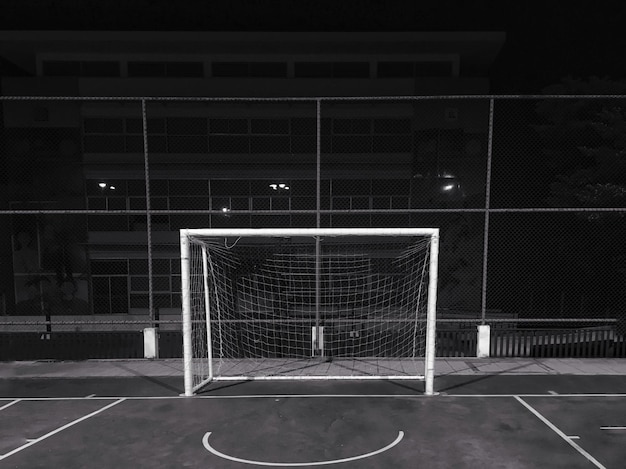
[180,228,439,396]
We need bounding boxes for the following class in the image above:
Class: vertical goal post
[180,228,439,396]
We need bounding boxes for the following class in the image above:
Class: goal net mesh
[183,231,436,392]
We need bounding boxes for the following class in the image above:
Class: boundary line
[0,399,125,462]
[0,399,21,411]
[514,396,606,469]
[0,393,626,401]
[202,430,404,466]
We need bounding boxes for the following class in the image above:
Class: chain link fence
[0,95,624,358]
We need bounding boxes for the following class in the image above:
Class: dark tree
[536,77,626,217]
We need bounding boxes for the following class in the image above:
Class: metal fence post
[481,98,495,326]
[141,99,157,343]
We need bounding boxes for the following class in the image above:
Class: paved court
[1,358,625,468]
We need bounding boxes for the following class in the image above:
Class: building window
[84,118,124,134]
[210,119,249,134]
[91,260,129,314]
[373,118,411,134]
[212,62,248,77]
[294,62,369,78]
[250,62,288,78]
[42,61,80,76]
[414,61,453,77]
[377,61,453,78]
[294,62,332,78]
[125,258,181,310]
[250,119,290,135]
[166,118,208,135]
[128,62,165,77]
[212,62,287,78]
[377,62,414,78]
[42,61,120,77]
[415,128,464,157]
[82,115,415,155]
[332,119,371,135]
[128,61,203,77]
[332,62,370,78]
[128,62,166,77]
[81,61,120,77]
[165,62,203,77]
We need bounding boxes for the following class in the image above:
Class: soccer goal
[180,228,439,396]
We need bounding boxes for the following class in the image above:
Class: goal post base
[477,324,491,358]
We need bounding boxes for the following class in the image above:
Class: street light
[269,183,290,191]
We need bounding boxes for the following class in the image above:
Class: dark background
[1,0,625,93]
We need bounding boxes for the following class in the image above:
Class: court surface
[1,358,626,468]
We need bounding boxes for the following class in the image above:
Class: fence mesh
[1,96,625,359]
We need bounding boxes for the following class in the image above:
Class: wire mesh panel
[487,211,626,324]
[491,97,626,209]
[0,100,155,350]
[144,99,320,231]
[1,95,625,362]
[180,228,439,395]
[2,99,85,211]
[488,96,626,333]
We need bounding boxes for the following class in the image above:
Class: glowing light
[269,184,278,190]
[98,182,107,188]
[221,207,230,213]
[109,186,116,190]
[442,184,455,191]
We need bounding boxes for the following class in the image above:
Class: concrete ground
[1,358,625,468]
[4,357,626,379]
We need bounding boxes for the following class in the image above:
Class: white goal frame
[180,228,439,396]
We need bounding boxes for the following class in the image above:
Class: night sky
[1,0,626,92]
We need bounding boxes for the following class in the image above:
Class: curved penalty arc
[202,430,404,467]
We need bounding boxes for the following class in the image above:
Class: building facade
[0,31,504,329]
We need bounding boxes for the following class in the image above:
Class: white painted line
[191,393,626,399]
[202,430,404,467]
[0,399,125,462]
[198,394,435,399]
[548,390,559,395]
[600,427,626,430]
[1,392,626,401]
[211,375,424,381]
[568,436,580,440]
[0,399,21,411]
[85,394,96,398]
[501,393,626,398]
[514,396,606,469]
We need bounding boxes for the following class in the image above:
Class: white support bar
[201,246,214,382]
[180,230,194,396]
[143,327,159,359]
[477,325,491,358]
[181,228,439,238]
[424,230,439,396]
[312,326,324,357]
